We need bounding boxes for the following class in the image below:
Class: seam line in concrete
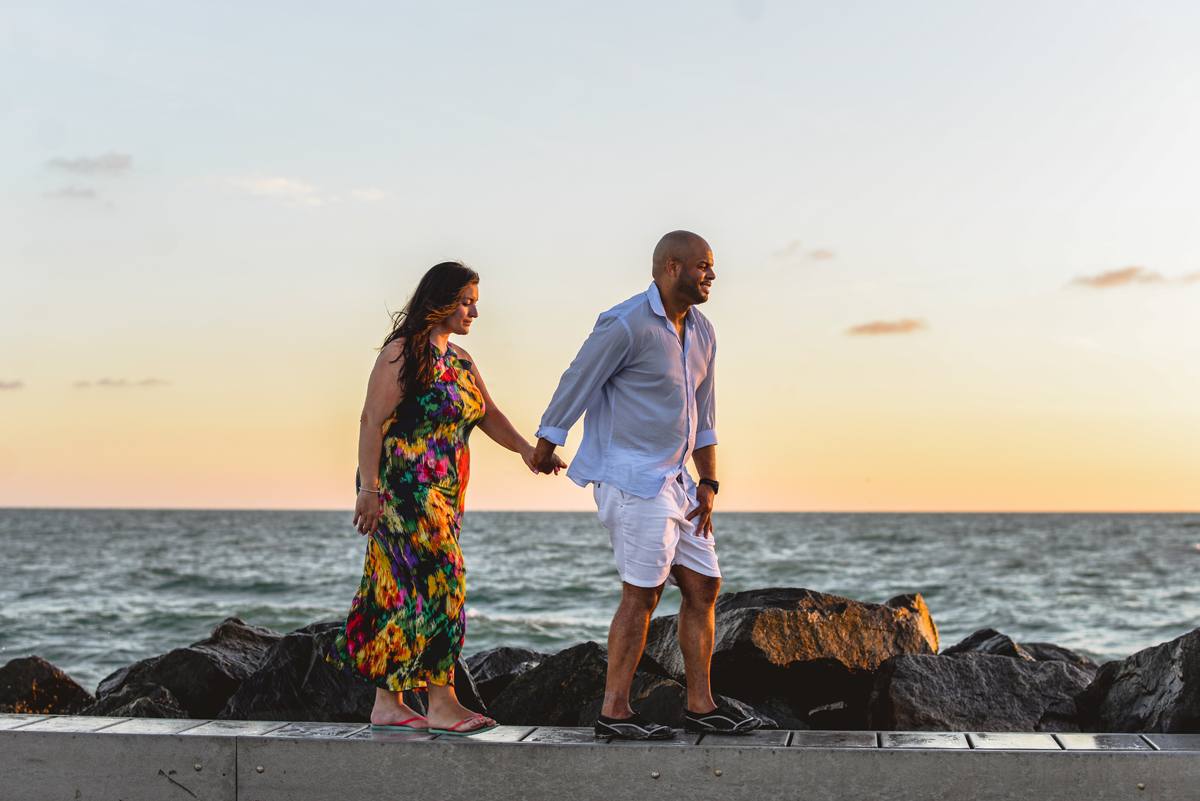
[172,720,209,735]
[91,718,129,732]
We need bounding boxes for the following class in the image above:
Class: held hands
[528,438,567,475]
[353,489,383,536]
[686,484,716,539]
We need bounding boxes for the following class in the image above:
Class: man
[531,230,759,740]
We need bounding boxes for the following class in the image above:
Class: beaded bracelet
[359,488,380,494]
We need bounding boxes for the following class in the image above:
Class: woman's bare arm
[453,344,565,474]
[354,340,406,534]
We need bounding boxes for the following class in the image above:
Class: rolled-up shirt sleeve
[693,339,717,449]
[536,314,633,446]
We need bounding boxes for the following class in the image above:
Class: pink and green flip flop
[429,714,498,737]
[369,717,428,731]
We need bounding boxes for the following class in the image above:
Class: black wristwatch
[698,478,720,495]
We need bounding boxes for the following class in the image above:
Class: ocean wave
[464,607,596,631]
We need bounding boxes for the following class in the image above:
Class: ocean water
[1,509,1198,691]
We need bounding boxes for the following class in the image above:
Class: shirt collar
[646,281,692,326]
[646,282,666,317]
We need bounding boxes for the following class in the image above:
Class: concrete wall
[3,715,1198,801]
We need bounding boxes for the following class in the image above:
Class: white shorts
[594,479,721,588]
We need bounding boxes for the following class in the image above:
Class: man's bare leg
[600,582,664,719]
[673,565,721,714]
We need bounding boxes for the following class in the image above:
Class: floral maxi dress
[329,345,485,690]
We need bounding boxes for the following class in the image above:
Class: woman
[329,261,564,735]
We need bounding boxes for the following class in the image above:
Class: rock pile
[219,620,484,722]
[642,588,939,729]
[3,588,1197,734]
[81,617,281,719]
[466,646,549,707]
[866,627,1102,732]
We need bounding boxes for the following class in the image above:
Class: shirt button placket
[681,321,692,471]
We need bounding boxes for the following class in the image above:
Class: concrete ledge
[1,716,236,801]
[3,715,1198,801]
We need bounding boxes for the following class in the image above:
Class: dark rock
[466,647,550,707]
[716,694,779,730]
[1075,661,1117,733]
[220,621,372,722]
[487,641,665,727]
[150,617,282,719]
[1075,628,1200,733]
[80,682,188,719]
[96,657,157,698]
[0,656,93,714]
[98,617,282,720]
[943,628,1033,660]
[217,620,478,722]
[868,652,1093,731]
[113,696,187,718]
[453,655,487,715]
[752,696,809,731]
[579,673,688,728]
[644,588,939,729]
[488,641,609,727]
[805,700,859,730]
[1021,642,1099,677]
[64,689,97,715]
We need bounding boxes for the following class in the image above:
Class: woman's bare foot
[370,688,427,727]
[425,682,495,731]
[430,709,497,732]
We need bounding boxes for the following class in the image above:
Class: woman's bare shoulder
[448,342,473,362]
[379,338,406,363]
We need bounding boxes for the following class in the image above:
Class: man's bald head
[652,230,710,278]
[651,230,715,309]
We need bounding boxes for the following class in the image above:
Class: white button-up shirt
[536,283,718,499]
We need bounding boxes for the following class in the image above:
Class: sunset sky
[2,1,1199,511]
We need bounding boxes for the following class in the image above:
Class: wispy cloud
[45,186,100,200]
[1069,266,1200,289]
[201,174,321,206]
[75,378,169,388]
[1071,266,1164,288]
[197,172,390,207]
[47,153,132,175]
[0,380,23,390]
[344,188,388,201]
[772,240,836,263]
[847,318,927,336]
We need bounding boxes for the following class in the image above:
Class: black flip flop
[685,704,761,734]
[594,712,676,741]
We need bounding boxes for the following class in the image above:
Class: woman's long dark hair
[382,261,479,393]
